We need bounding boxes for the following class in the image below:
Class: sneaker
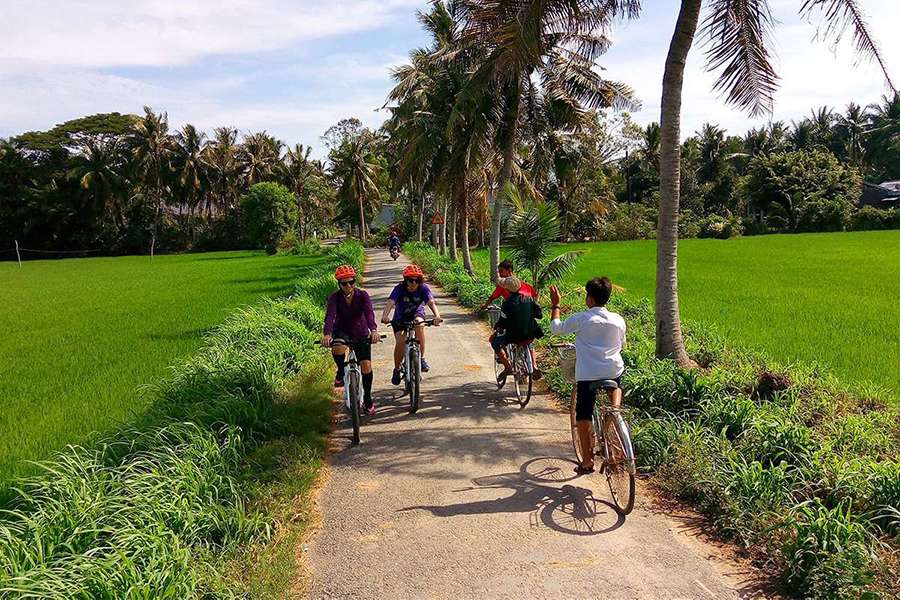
[366,403,376,416]
[334,377,344,388]
[420,358,430,373]
[391,369,402,386]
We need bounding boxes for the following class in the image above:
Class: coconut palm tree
[173,124,208,218]
[68,136,129,227]
[655,0,893,366]
[281,143,332,241]
[455,0,640,281]
[329,133,382,241]
[205,126,241,216]
[866,93,900,181]
[131,106,175,255]
[239,131,283,187]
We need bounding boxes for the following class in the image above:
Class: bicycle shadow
[398,457,625,536]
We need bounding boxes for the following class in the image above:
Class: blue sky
[1,0,897,158]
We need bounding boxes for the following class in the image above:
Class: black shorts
[332,330,372,362]
[575,376,622,422]
[390,319,422,334]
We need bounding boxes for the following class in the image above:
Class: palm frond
[701,0,779,117]
[537,250,584,290]
[800,0,896,93]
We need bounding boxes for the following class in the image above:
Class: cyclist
[322,264,380,415]
[380,264,443,385]
[479,259,541,380]
[549,277,626,474]
[388,230,402,251]
[492,277,543,388]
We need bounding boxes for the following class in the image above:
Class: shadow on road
[399,457,625,536]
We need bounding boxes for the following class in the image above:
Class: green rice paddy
[474,230,900,395]
[0,251,328,481]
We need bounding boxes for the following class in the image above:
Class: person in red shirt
[479,259,542,380]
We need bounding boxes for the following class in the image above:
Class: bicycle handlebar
[312,334,387,348]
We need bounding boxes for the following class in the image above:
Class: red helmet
[403,264,424,278]
[334,265,357,280]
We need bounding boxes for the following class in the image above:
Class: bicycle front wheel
[569,389,587,466]
[602,412,635,514]
[408,345,421,414]
[518,348,533,408]
[347,370,361,446]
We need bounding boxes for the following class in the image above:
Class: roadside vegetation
[0,250,329,483]
[405,240,900,600]
[0,240,363,598]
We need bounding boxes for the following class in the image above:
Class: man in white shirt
[549,277,626,474]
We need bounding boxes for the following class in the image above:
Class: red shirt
[487,281,536,304]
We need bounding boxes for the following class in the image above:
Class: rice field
[473,230,900,395]
[0,251,329,481]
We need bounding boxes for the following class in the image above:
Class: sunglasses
[404,278,422,284]
[339,279,356,287]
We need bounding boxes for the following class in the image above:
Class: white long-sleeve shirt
[550,306,626,381]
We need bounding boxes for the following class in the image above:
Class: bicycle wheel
[511,347,523,402]
[408,345,421,413]
[569,389,587,466]
[347,370,361,446]
[518,347,533,408]
[602,412,635,514]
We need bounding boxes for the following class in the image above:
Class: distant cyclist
[388,231,402,251]
[479,259,541,380]
[549,277,626,473]
[322,264,380,414]
[381,264,443,385]
[491,277,543,387]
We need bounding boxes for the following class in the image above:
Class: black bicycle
[393,319,435,413]
[320,335,385,445]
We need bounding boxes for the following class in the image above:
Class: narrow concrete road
[305,248,765,599]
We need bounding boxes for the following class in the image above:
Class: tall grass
[405,241,900,599]
[0,241,364,598]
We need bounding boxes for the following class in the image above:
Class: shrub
[796,198,853,232]
[851,206,900,231]
[595,203,656,241]
[698,214,743,239]
[240,182,298,254]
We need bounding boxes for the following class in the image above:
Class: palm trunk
[491,79,521,283]
[460,188,474,276]
[357,195,367,242]
[448,201,458,262]
[417,192,426,242]
[656,0,700,367]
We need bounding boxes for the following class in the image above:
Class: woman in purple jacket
[322,264,380,414]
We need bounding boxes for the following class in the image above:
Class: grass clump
[405,241,900,599]
[0,240,364,598]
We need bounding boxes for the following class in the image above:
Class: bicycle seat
[589,379,619,391]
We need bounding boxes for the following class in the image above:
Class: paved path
[305,248,766,599]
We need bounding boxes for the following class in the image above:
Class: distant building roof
[879,181,900,192]
[859,183,900,209]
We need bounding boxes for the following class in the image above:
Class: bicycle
[553,343,636,515]
[321,335,385,446]
[389,246,400,260]
[487,306,533,408]
[393,319,435,414]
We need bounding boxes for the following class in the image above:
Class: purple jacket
[323,288,377,340]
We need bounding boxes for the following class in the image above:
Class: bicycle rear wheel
[518,348,533,408]
[347,370,361,446]
[602,412,635,514]
[408,345,421,413]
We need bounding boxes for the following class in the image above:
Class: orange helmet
[334,265,357,280]
[403,264,424,278]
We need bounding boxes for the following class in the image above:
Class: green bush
[595,204,657,241]
[796,198,853,232]
[698,214,744,238]
[851,206,900,231]
[240,182,298,254]
[0,241,363,597]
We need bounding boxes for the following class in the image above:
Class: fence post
[15,240,22,267]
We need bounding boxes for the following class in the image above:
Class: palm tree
[205,126,241,216]
[173,124,208,218]
[655,0,893,366]
[239,131,284,187]
[329,133,382,241]
[866,93,900,181]
[281,143,332,241]
[505,190,582,293]
[455,0,639,281]
[68,136,129,227]
[131,106,175,255]
[836,102,870,171]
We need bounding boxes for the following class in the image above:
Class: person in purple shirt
[380,264,443,385]
[322,264,380,414]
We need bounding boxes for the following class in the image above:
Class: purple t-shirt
[389,282,433,321]
[323,288,377,340]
